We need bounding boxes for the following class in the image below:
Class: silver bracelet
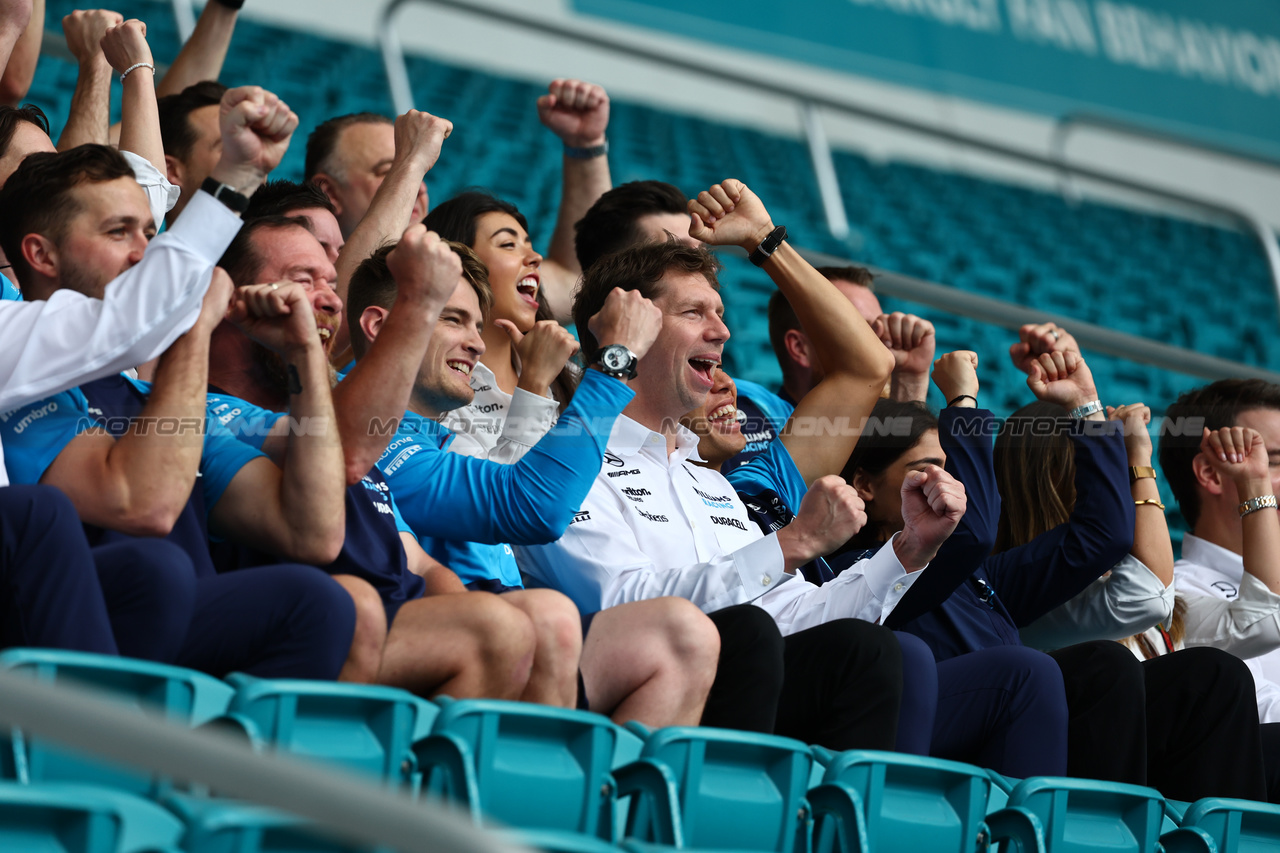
[1239,495,1278,518]
[119,62,156,83]
[1068,399,1104,420]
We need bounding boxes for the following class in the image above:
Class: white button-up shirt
[439,361,559,463]
[516,414,919,636]
[0,190,241,485]
[1175,534,1280,723]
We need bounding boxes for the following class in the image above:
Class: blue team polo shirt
[379,410,523,588]
[376,367,635,590]
[722,377,794,474]
[204,389,425,622]
[0,374,265,573]
[0,272,20,301]
[727,435,838,585]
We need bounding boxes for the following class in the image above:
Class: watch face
[603,348,627,370]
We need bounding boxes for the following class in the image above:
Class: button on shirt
[1176,533,1280,724]
[439,361,559,463]
[516,414,920,635]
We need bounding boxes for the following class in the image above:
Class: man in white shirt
[1160,380,1280,732]
[0,84,311,660]
[518,190,967,750]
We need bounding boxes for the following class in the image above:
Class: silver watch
[1068,399,1104,420]
[593,344,638,380]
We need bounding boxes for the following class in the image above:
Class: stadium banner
[570,0,1280,160]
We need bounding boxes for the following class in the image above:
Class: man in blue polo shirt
[204,214,547,699]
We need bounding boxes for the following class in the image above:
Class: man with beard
[204,217,566,701]
[0,138,357,679]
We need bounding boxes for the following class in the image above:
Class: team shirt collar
[607,414,706,465]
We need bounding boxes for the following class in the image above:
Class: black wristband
[948,394,977,407]
[211,0,246,9]
[201,176,250,213]
[748,225,787,267]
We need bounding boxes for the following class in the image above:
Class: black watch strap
[748,225,787,267]
[201,176,250,213]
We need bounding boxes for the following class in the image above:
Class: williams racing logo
[695,487,735,510]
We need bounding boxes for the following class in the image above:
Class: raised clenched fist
[588,288,663,362]
[777,475,868,570]
[687,179,775,252]
[931,350,979,405]
[537,79,609,149]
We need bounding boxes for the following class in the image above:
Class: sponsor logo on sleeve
[10,401,58,434]
[382,444,422,476]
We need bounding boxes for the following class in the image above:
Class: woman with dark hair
[842,348,1267,801]
[424,190,581,462]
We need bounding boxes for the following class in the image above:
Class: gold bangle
[1134,499,1165,510]
[1130,466,1156,482]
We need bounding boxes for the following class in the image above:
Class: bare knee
[508,589,583,664]
[333,575,388,684]
[465,593,539,689]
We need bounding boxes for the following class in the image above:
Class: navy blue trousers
[0,485,195,657]
[174,564,355,680]
[930,644,1068,778]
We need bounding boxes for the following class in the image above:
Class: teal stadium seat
[614,726,812,853]
[0,648,234,796]
[216,673,437,788]
[1167,798,1280,853]
[414,696,623,853]
[982,776,1213,853]
[0,780,185,853]
[807,748,1028,853]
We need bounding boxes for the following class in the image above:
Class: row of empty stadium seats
[4,647,1280,853]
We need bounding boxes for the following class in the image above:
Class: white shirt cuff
[167,190,244,262]
[502,387,560,447]
[862,532,916,609]
[731,533,788,600]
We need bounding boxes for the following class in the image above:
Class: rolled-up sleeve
[1019,555,1174,650]
[1181,572,1280,659]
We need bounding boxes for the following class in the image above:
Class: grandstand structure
[28,0,1280,535]
[7,1,1280,850]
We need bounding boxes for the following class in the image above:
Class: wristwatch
[201,176,250,214]
[748,225,787,267]
[592,344,638,380]
[1068,400,1104,420]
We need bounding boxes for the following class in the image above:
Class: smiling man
[516,180,971,751]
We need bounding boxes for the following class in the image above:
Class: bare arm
[56,9,120,150]
[40,270,233,536]
[208,283,345,564]
[403,535,468,594]
[1110,403,1173,587]
[537,79,611,322]
[329,109,451,362]
[155,0,238,98]
[0,0,38,106]
[101,19,164,172]
[334,224,455,483]
[688,179,894,485]
[1201,426,1280,596]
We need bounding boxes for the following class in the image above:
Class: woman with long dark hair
[424,191,579,462]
